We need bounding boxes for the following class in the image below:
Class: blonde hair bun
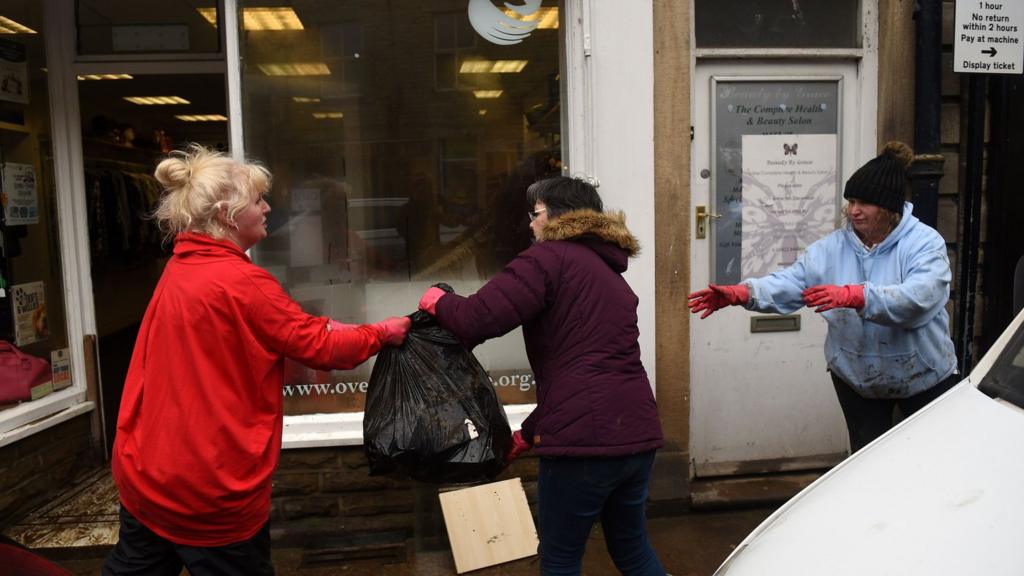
[154,156,191,189]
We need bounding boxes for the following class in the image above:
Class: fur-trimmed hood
[538,209,640,257]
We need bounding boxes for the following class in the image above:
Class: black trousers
[831,371,960,453]
[102,505,274,576]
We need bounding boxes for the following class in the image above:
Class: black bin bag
[364,306,512,484]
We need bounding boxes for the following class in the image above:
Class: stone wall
[0,415,95,526]
[270,446,539,549]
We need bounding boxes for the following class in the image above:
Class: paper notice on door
[740,134,837,279]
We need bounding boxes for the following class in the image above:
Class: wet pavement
[6,464,778,575]
[38,506,776,575]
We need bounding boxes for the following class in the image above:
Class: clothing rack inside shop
[83,157,166,272]
[83,156,155,175]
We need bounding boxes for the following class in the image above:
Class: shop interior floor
[2,466,119,555]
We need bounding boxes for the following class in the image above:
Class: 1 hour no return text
[960,5,1019,39]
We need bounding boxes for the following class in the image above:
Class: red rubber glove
[418,286,447,316]
[802,284,865,313]
[506,430,532,464]
[373,316,411,346]
[327,319,359,332]
[687,284,750,319]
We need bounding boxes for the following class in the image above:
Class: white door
[690,61,859,477]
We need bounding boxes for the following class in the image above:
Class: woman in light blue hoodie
[689,142,958,452]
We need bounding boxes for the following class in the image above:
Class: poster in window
[51,348,72,391]
[740,134,837,278]
[12,281,48,346]
[2,162,39,225]
[0,38,28,104]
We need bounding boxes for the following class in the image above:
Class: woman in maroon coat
[419,176,666,576]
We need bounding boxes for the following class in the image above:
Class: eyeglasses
[528,208,547,221]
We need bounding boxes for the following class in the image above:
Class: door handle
[695,205,722,239]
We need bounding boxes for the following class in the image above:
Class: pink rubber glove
[687,284,750,319]
[373,316,411,346]
[327,319,359,332]
[418,286,447,316]
[506,430,532,465]
[802,284,865,313]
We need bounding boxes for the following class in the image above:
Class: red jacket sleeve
[244,267,384,370]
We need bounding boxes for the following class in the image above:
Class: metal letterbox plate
[750,314,801,333]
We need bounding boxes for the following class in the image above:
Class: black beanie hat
[843,141,913,214]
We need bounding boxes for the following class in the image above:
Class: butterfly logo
[783,143,798,156]
[468,0,542,45]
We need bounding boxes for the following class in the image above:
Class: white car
[714,309,1024,576]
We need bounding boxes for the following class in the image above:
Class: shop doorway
[689,61,860,478]
[76,72,227,454]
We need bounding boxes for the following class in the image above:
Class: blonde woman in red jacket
[103,145,409,576]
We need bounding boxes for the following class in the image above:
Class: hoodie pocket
[828,346,938,399]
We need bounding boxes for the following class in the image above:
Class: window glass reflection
[241,1,563,415]
[76,1,221,55]
[696,0,860,49]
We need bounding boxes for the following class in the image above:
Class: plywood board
[438,478,538,573]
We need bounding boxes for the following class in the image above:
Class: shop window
[0,3,78,429]
[241,0,563,417]
[695,0,861,49]
[321,22,364,97]
[75,1,222,56]
[434,12,478,91]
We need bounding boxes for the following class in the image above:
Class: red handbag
[0,340,52,404]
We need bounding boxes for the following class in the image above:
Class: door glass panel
[0,2,73,413]
[76,0,221,55]
[712,80,840,284]
[696,0,860,48]
[241,0,564,416]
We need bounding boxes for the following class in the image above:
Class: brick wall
[270,446,539,549]
[0,415,95,526]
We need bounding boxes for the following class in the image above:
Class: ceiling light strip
[257,63,331,76]
[176,114,228,122]
[196,7,304,31]
[459,60,528,74]
[0,16,37,34]
[124,96,191,105]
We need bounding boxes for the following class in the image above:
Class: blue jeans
[537,450,666,576]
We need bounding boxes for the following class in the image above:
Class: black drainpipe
[958,76,987,375]
[908,0,943,228]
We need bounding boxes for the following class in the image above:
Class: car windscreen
[979,321,1024,409]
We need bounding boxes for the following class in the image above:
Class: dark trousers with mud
[831,371,960,452]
